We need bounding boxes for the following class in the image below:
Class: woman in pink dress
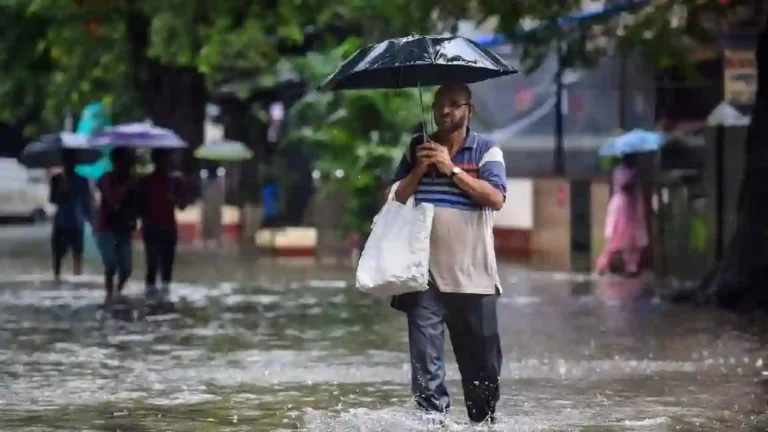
[596,155,648,276]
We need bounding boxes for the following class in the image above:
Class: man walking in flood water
[390,84,506,424]
[138,149,187,303]
[50,149,93,283]
[95,147,138,307]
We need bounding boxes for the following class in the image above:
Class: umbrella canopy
[598,129,666,157]
[76,101,112,136]
[74,101,114,179]
[89,122,187,149]
[319,35,518,91]
[19,132,101,168]
[194,140,254,162]
[707,101,750,127]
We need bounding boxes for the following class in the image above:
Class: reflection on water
[1,259,768,431]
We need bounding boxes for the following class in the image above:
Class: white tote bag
[356,183,434,298]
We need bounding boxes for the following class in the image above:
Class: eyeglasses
[432,101,471,110]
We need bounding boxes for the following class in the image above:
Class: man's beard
[436,114,467,135]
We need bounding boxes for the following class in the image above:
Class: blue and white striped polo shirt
[393,129,506,295]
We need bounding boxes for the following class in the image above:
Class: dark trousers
[52,226,84,259]
[142,226,177,287]
[394,283,502,423]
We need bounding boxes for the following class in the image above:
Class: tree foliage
[0,0,138,135]
[2,0,751,136]
[0,0,460,137]
[285,39,431,235]
[2,0,765,237]
[477,0,762,73]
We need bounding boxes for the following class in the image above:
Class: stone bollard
[201,175,224,247]
[240,203,264,252]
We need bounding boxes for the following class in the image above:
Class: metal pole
[419,82,437,178]
[554,43,565,175]
[618,51,627,130]
[64,110,73,132]
[656,150,665,281]
[418,82,430,138]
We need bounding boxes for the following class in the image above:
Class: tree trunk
[147,64,206,176]
[698,14,768,310]
[125,6,206,177]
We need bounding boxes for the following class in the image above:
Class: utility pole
[618,50,627,130]
[64,110,73,132]
[554,42,565,175]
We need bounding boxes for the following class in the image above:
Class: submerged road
[0,225,767,431]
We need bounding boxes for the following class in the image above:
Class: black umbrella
[19,132,102,168]
[319,35,517,135]
[319,35,518,91]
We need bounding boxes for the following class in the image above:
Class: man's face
[432,87,472,134]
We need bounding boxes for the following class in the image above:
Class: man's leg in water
[51,228,65,283]
[115,233,133,294]
[71,226,84,276]
[444,291,502,424]
[406,283,450,414]
[143,227,159,295]
[97,231,117,305]
[159,227,178,292]
[104,269,115,305]
[73,252,83,277]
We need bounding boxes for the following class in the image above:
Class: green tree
[477,0,733,73]
[285,39,431,235]
[0,0,457,133]
[698,10,768,309]
[475,0,768,307]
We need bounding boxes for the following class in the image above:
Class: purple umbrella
[88,122,187,149]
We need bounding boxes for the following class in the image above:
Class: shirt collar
[463,127,477,149]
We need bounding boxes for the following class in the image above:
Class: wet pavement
[2,226,768,431]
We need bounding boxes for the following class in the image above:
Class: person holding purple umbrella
[95,147,139,307]
[137,149,188,303]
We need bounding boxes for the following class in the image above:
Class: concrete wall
[530,178,572,271]
[242,176,615,272]
[494,176,613,272]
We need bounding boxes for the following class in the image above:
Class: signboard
[724,49,757,107]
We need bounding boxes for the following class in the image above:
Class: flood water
[2,236,768,430]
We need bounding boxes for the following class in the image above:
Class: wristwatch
[449,166,463,179]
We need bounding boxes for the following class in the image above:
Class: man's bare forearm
[394,168,427,204]
[452,172,505,210]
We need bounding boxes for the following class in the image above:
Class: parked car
[0,158,54,221]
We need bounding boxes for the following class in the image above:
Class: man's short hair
[436,83,472,103]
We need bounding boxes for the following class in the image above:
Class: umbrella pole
[418,82,437,179]
[418,82,429,140]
